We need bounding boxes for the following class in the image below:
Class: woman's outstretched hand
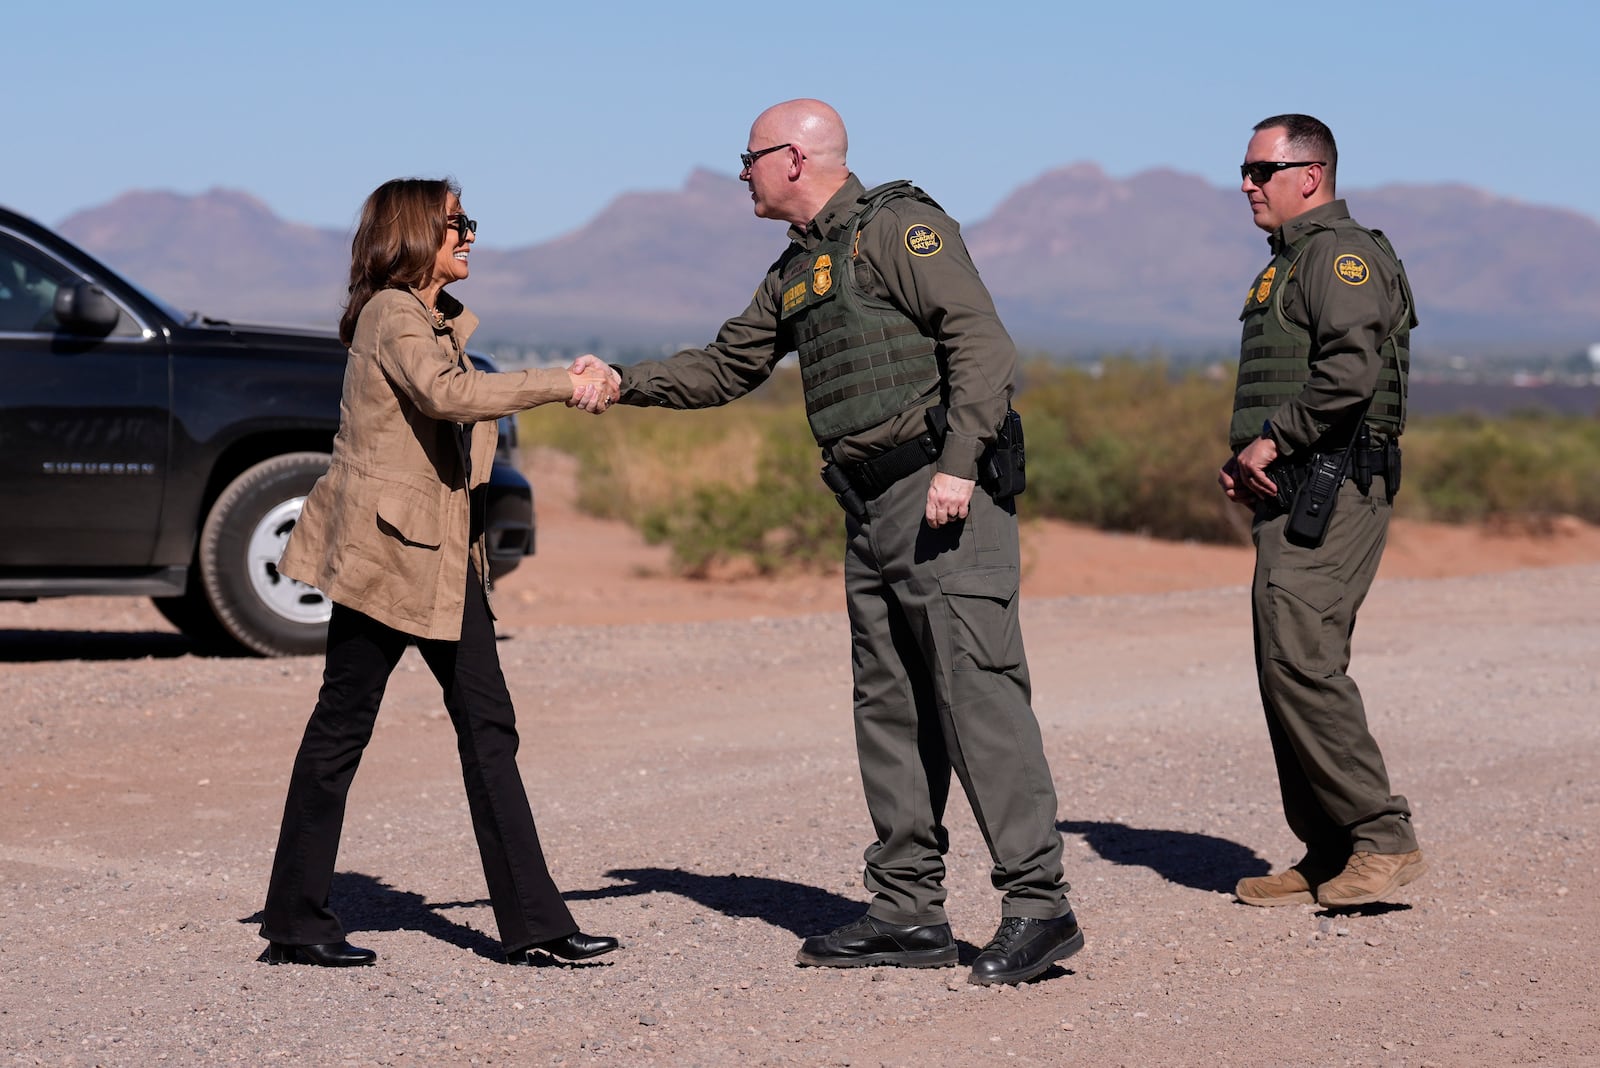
[566,354,622,414]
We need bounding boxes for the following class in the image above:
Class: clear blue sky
[9,1,1597,247]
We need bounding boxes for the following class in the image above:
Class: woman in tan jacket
[259,178,618,968]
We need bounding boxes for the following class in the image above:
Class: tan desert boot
[1316,850,1428,908]
[1236,867,1314,906]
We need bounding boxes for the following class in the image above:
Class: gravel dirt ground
[3,449,1598,1066]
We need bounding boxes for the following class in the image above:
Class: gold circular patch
[904,224,943,257]
[1334,254,1369,286]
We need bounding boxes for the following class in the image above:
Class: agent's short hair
[1254,114,1338,194]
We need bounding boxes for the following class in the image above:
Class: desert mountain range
[53,166,1600,356]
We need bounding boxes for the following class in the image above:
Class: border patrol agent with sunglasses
[1219,114,1426,910]
[574,98,1081,987]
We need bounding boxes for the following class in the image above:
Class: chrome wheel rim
[244,498,330,626]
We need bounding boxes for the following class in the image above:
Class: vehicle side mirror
[52,282,121,334]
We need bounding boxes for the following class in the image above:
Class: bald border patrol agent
[1219,113,1427,909]
[574,99,1081,986]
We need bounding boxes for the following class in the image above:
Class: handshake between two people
[564,354,623,415]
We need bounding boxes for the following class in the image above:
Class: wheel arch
[197,431,337,529]
[197,449,335,656]
[158,430,337,571]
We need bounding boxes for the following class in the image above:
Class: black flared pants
[260,563,576,953]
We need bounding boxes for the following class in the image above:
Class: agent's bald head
[743,98,851,227]
[753,99,848,167]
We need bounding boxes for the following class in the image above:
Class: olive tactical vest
[778,181,943,443]
[1230,220,1414,450]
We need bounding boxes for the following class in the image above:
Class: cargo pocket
[1263,567,1346,673]
[937,564,1022,672]
[375,477,444,550]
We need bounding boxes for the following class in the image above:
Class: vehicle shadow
[0,627,502,662]
[1059,819,1269,894]
[0,628,215,662]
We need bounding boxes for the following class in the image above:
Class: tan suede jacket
[278,287,570,640]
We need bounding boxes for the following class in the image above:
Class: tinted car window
[0,236,66,333]
[0,233,142,337]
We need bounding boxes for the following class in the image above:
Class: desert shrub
[1401,413,1600,523]
[638,415,841,576]
[517,360,1600,574]
[1018,359,1240,541]
[519,391,782,521]
[517,370,837,571]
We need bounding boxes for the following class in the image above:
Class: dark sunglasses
[446,214,478,241]
[739,143,792,170]
[1239,160,1324,185]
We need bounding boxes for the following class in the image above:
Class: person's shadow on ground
[1059,819,1269,893]
[570,868,862,938]
[240,872,505,961]
[239,869,900,960]
[571,868,1005,963]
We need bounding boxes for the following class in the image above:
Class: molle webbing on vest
[1368,228,1412,434]
[785,182,943,443]
[805,345,942,415]
[1229,220,1412,449]
[805,322,923,364]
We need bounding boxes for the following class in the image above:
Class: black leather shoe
[968,912,1084,986]
[507,931,620,965]
[795,913,957,969]
[265,940,377,967]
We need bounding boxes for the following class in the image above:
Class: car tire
[198,452,333,656]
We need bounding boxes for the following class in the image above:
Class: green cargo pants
[1251,474,1417,858]
[844,468,1069,925]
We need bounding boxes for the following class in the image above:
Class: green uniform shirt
[616,174,1017,479]
[1256,199,1410,456]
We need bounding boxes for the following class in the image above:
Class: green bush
[517,360,1600,575]
[1401,413,1600,523]
[1018,359,1240,541]
[638,416,841,576]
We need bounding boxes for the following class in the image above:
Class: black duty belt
[1274,446,1392,478]
[1261,442,1401,517]
[838,419,945,499]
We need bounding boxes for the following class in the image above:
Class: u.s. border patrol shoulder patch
[1334,253,1369,286]
[904,224,943,257]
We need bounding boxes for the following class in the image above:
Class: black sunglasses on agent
[446,214,478,241]
[740,143,792,170]
[1239,160,1325,185]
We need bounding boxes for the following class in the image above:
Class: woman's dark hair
[339,177,459,345]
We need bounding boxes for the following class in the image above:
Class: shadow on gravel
[239,872,504,960]
[1316,901,1413,918]
[1059,819,1269,893]
[569,868,890,941]
[0,629,244,662]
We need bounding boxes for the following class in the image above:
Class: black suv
[0,205,534,656]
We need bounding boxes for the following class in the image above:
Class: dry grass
[516,361,1600,574]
